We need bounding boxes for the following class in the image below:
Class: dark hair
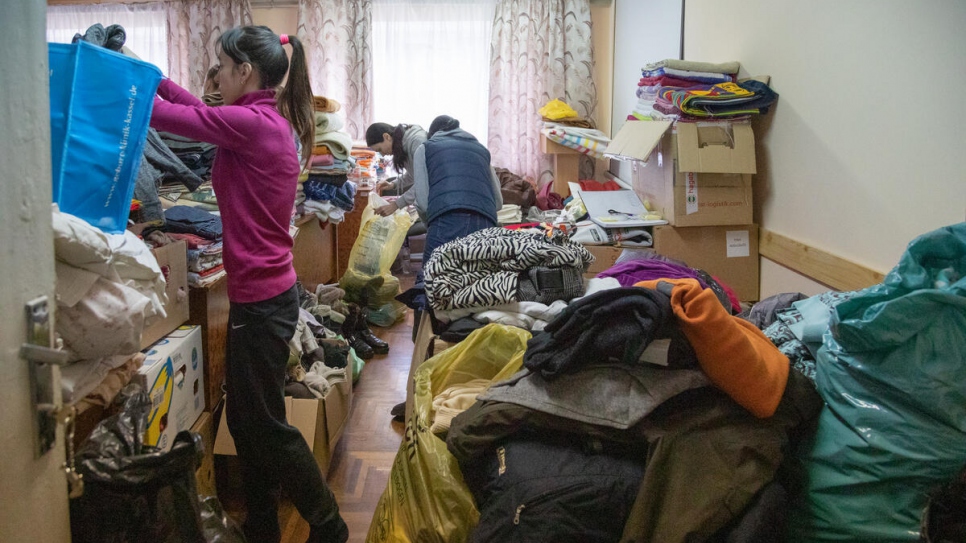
[390,124,412,174]
[428,115,460,138]
[218,26,314,162]
[366,122,393,147]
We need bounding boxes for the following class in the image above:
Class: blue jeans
[423,210,497,270]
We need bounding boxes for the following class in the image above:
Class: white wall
[684,0,966,284]
[610,0,681,136]
[0,2,70,542]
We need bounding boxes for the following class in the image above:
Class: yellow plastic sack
[538,98,578,120]
[343,192,412,280]
[366,324,531,543]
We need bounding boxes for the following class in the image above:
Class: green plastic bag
[366,324,531,543]
[789,222,966,542]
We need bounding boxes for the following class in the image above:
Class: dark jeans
[225,284,347,543]
[421,210,497,276]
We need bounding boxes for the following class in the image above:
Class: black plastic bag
[70,386,245,543]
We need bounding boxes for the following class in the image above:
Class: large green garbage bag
[788,222,966,542]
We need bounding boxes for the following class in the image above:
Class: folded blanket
[314,130,353,160]
[314,111,345,134]
[642,59,740,75]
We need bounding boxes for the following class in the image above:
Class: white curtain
[488,0,597,186]
[297,0,373,140]
[371,0,496,142]
[166,0,253,97]
[47,2,169,76]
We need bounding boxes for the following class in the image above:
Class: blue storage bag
[788,222,966,542]
[49,41,162,233]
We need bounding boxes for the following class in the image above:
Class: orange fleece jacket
[635,278,789,418]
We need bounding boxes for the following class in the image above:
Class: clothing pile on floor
[282,282,391,389]
[375,222,966,543]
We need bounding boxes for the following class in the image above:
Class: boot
[342,304,374,360]
[356,306,389,355]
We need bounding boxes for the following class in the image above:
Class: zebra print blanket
[424,227,594,310]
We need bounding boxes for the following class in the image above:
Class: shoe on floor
[358,328,389,355]
[347,333,374,360]
[390,401,405,421]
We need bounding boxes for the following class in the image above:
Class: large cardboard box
[141,240,190,349]
[213,378,352,475]
[652,224,760,302]
[606,121,756,227]
[137,325,206,450]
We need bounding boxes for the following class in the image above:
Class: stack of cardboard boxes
[603,120,760,302]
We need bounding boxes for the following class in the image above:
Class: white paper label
[684,172,698,215]
[726,230,750,258]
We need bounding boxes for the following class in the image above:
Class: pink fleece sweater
[150,79,298,303]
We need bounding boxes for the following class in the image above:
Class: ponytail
[218,26,315,163]
[391,124,411,174]
[277,35,314,164]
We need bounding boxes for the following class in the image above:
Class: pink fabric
[151,79,298,303]
[714,275,743,314]
[310,153,335,167]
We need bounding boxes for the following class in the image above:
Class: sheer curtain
[166,0,252,96]
[47,2,169,75]
[371,0,496,142]
[297,0,373,140]
[488,0,597,186]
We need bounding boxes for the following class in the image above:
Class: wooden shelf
[540,134,579,197]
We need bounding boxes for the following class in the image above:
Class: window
[47,2,168,76]
[371,0,496,141]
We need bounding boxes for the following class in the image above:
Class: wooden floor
[232,272,417,543]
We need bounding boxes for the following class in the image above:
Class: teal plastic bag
[789,223,966,542]
[49,41,162,233]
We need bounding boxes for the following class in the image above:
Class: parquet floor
[271,272,417,543]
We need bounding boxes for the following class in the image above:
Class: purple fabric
[151,79,298,303]
[597,259,709,289]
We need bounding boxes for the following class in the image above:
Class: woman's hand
[374,201,398,217]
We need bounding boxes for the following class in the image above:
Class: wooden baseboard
[759,228,885,292]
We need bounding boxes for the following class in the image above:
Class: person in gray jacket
[364,122,427,217]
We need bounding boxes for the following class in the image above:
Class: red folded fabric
[577,179,622,191]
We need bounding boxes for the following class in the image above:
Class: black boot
[356,306,389,355]
[342,304,374,360]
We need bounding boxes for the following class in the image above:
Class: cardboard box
[141,240,190,349]
[137,325,206,450]
[652,224,760,302]
[584,245,624,275]
[190,411,217,497]
[213,378,352,475]
[606,121,756,227]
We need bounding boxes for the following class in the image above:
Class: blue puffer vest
[424,130,498,224]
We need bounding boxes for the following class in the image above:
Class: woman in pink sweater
[150,26,347,543]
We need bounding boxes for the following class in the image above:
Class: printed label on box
[726,230,751,258]
[685,172,699,215]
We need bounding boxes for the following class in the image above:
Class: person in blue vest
[411,114,503,267]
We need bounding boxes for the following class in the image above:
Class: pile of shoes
[341,302,389,359]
